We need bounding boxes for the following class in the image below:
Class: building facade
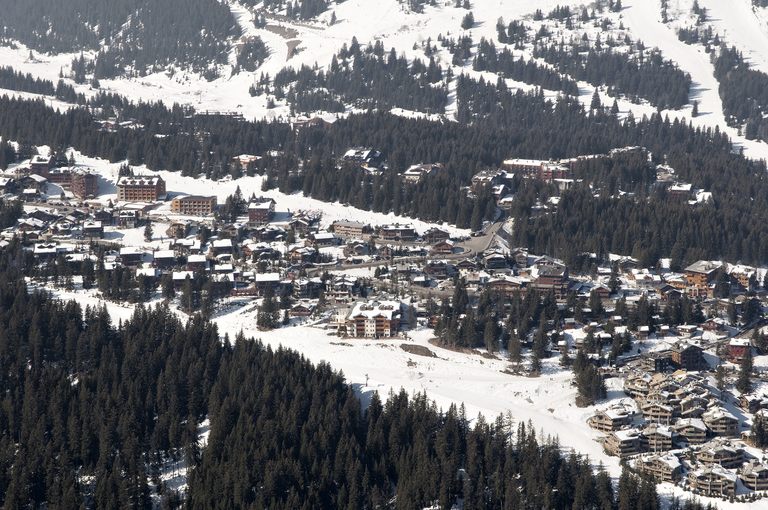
[117,176,166,202]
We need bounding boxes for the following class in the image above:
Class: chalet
[172,271,195,289]
[92,208,113,226]
[252,225,286,243]
[211,239,234,256]
[82,220,103,238]
[635,454,682,483]
[291,117,329,131]
[173,238,202,255]
[604,429,643,458]
[660,285,683,302]
[0,176,14,193]
[342,148,383,168]
[668,182,693,199]
[679,395,707,419]
[696,440,744,469]
[423,260,456,279]
[486,276,528,297]
[728,338,751,362]
[33,243,73,261]
[640,401,675,425]
[624,373,652,399]
[378,224,417,242]
[684,261,721,298]
[290,303,316,318]
[21,188,39,202]
[588,405,634,432]
[740,461,768,491]
[293,278,324,299]
[162,222,184,239]
[310,232,338,247]
[248,199,275,225]
[483,251,508,270]
[187,254,209,272]
[423,227,451,244]
[670,342,706,371]
[288,246,317,264]
[672,418,708,445]
[153,250,177,269]
[332,220,370,238]
[136,266,160,283]
[641,424,674,452]
[431,240,455,255]
[702,407,739,438]
[403,163,442,184]
[232,154,261,170]
[119,247,144,266]
[326,276,360,302]
[471,169,505,191]
[116,210,139,228]
[592,284,611,300]
[344,242,369,257]
[254,273,281,296]
[739,393,768,414]
[213,263,234,275]
[344,300,401,338]
[687,466,736,497]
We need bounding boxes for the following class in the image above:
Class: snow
[206,301,623,474]
[697,0,768,74]
[66,148,469,235]
[621,0,768,160]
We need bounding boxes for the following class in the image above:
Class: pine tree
[752,413,768,447]
[144,221,153,242]
[508,329,522,363]
[736,347,753,394]
[590,88,602,111]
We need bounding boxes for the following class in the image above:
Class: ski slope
[622,0,768,160]
[699,0,768,73]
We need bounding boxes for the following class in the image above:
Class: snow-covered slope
[2,0,768,159]
[621,0,768,160]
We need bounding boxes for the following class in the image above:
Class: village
[0,145,766,504]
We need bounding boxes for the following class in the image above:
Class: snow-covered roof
[117,176,163,186]
[349,300,401,320]
[255,273,280,283]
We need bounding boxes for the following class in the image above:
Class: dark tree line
[263,39,447,114]
[242,0,331,20]
[534,41,691,109]
[0,66,81,103]
[0,246,684,509]
[0,0,238,79]
[0,55,766,262]
[714,46,768,142]
[235,37,270,74]
[474,38,579,95]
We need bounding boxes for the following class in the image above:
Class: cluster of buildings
[1,154,99,201]
[589,364,768,498]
